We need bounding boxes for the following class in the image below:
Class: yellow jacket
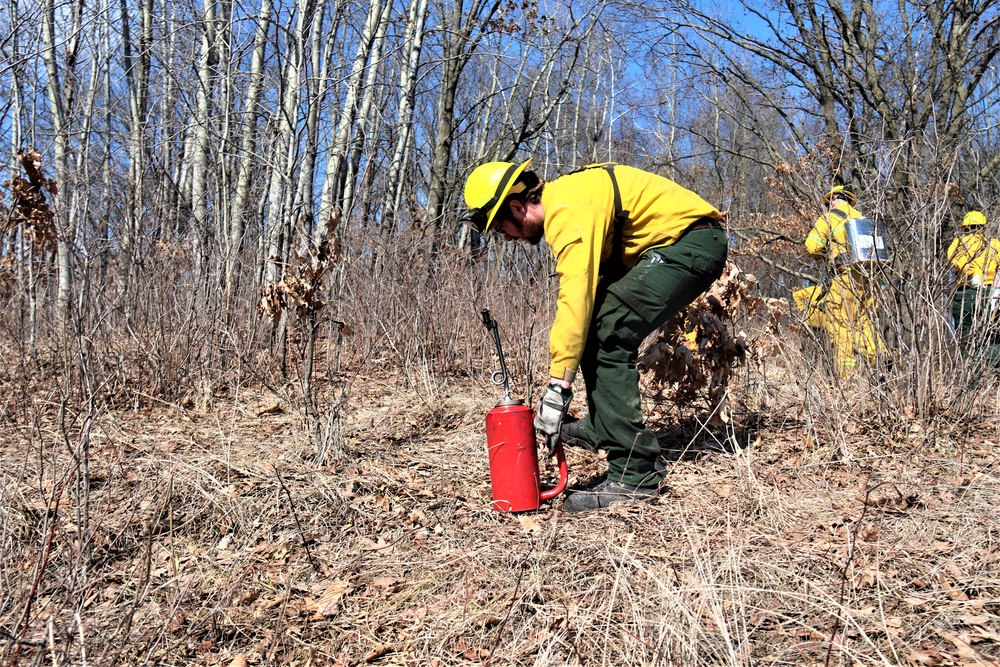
[542,165,723,380]
[948,231,1000,287]
[805,201,864,264]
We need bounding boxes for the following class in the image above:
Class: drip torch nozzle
[481,309,511,400]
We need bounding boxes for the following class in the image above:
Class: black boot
[560,419,598,452]
[563,480,658,513]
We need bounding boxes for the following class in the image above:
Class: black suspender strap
[563,162,631,281]
[603,164,630,282]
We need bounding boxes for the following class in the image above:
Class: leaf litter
[1,372,999,666]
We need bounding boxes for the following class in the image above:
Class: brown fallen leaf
[364,645,393,662]
[518,515,543,535]
[314,579,353,617]
[260,594,286,610]
[940,630,978,660]
[959,614,992,626]
[947,586,970,601]
[711,484,732,498]
[228,655,249,667]
[946,562,968,580]
[907,647,945,665]
[359,537,391,551]
[257,402,283,416]
[371,576,401,588]
[166,610,186,633]
[861,524,880,542]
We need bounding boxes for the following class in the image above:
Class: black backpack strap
[603,165,630,281]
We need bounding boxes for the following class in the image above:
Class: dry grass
[2,354,999,667]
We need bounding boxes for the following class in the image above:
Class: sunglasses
[459,207,490,234]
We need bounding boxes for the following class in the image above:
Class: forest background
[2,0,1000,664]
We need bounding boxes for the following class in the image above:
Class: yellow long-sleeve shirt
[805,201,864,264]
[948,231,1000,287]
[541,165,723,380]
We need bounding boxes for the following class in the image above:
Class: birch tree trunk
[159,6,185,243]
[119,0,152,299]
[42,0,84,330]
[6,0,34,340]
[376,0,430,264]
[191,0,218,290]
[214,0,234,292]
[262,0,318,286]
[317,0,388,226]
[226,0,273,299]
[339,0,391,223]
[291,0,333,252]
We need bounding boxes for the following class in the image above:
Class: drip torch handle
[481,309,511,399]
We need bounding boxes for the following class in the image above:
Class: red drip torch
[481,309,567,512]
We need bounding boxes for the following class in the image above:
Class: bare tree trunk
[291,0,333,252]
[424,0,501,256]
[191,0,218,293]
[157,6,186,243]
[6,0,34,343]
[42,0,84,330]
[376,0,430,264]
[317,0,388,226]
[227,0,273,300]
[119,0,153,302]
[214,0,234,295]
[339,0,391,223]
[262,0,318,286]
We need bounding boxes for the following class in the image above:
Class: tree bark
[317,0,388,227]
[191,0,218,290]
[262,0,319,286]
[227,0,273,299]
[41,0,84,330]
[377,0,430,262]
[424,0,502,257]
[339,0,391,223]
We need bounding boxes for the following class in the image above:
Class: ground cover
[2,373,999,666]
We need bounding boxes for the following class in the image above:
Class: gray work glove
[533,383,572,457]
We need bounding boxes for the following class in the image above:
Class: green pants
[580,225,728,487]
[953,285,1000,367]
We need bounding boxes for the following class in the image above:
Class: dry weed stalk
[258,213,351,462]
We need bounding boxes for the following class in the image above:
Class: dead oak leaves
[304,576,405,620]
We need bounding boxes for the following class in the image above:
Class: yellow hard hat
[460,159,532,234]
[963,210,986,227]
[823,185,856,206]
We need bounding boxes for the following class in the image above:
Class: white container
[842,217,889,265]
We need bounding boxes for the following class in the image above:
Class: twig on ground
[275,467,318,571]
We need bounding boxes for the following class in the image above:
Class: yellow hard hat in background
[823,185,856,206]
[962,210,986,227]
[460,159,532,234]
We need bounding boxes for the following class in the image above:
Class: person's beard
[523,219,544,245]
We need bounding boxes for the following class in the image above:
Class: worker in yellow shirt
[797,186,885,376]
[461,160,728,512]
[948,210,1000,364]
